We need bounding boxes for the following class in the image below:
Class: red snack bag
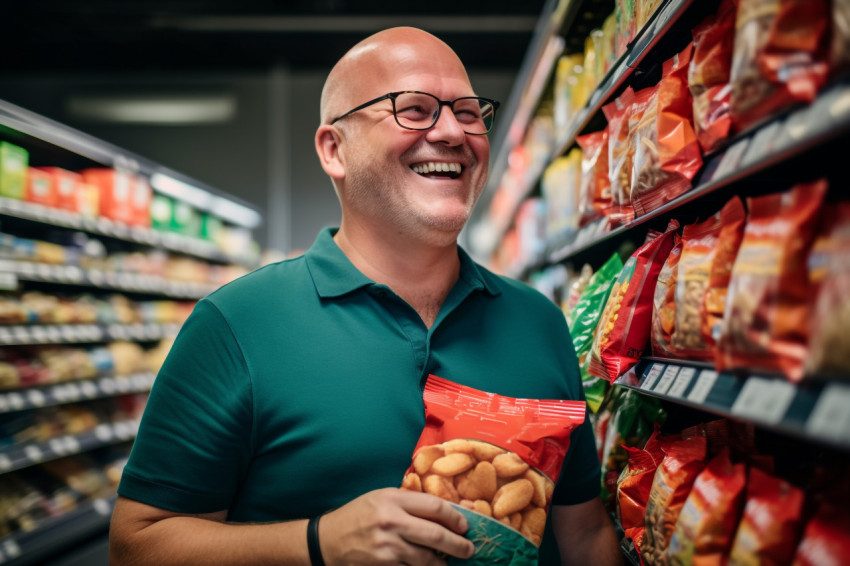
[641,434,709,564]
[602,87,637,227]
[589,219,680,382]
[792,501,850,566]
[689,0,738,153]
[667,447,747,565]
[651,234,683,357]
[576,128,612,227]
[729,0,831,132]
[632,44,703,216]
[617,426,667,555]
[728,467,805,565]
[701,196,747,350]
[672,213,723,361]
[716,181,826,381]
[401,375,586,560]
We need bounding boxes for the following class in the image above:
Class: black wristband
[307,515,326,566]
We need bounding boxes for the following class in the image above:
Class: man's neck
[333,223,461,329]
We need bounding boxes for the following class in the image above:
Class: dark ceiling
[6,1,550,74]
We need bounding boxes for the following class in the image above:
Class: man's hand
[319,488,475,565]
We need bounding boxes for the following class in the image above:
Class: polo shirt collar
[304,227,501,299]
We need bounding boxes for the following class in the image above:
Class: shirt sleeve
[117,298,254,514]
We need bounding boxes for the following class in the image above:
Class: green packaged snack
[567,253,624,413]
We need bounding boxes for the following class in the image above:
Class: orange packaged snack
[701,196,746,350]
[792,501,850,566]
[641,434,709,564]
[729,0,831,132]
[728,467,805,566]
[689,0,738,153]
[602,87,637,227]
[651,234,683,358]
[617,425,666,556]
[589,220,680,382]
[400,375,586,563]
[632,43,703,216]
[667,447,747,565]
[716,181,827,381]
[576,129,612,227]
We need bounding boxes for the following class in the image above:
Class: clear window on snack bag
[400,375,587,565]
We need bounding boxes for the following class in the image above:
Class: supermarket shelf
[0,197,252,267]
[547,77,850,267]
[0,373,155,415]
[0,497,114,566]
[0,98,260,230]
[0,258,216,299]
[0,322,180,346]
[0,420,138,475]
[616,359,850,452]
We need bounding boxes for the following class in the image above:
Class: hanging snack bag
[602,87,637,227]
[701,196,746,350]
[667,447,747,565]
[672,213,722,361]
[716,180,826,381]
[641,434,709,564]
[589,219,680,382]
[689,0,738,153]
[729,0,831,132]
[728,467,805,565]
[632,43,703,216]
[576,129,612,228]
[568,253,624,413]
[651,234,683,358]
[791,501,850,566]
[805,201,850,377]
[401,375,587,564]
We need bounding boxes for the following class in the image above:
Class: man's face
[336,52,491,244]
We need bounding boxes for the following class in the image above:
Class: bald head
[319,27,472,125]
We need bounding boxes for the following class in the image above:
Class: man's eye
[397,105,431,119]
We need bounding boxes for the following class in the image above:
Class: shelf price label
[667,366,696,398]
[805,383,850,446]
[640,364,665,391]
[653,365,681,395]
[731,377,795,425]
[687,370,718,404]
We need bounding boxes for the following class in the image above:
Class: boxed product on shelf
[32,167,84,212]
[130,174,152,227]
[26,167,56,207]
[0,141,28,200]
[80,168,135,226]
[170,199,202,238]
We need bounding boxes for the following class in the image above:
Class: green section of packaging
[200,212,223,242]
[448,505,538,566]
[150,193,174,232]
[170,199,202,238]
[0,142,29,199]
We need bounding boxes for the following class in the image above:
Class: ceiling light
[66,94,236,124]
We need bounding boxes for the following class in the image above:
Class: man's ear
[315,125,345,180]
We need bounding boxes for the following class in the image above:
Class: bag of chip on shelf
[716,180,827,381]
[805,201,850,377]
[568,253,624,413]
[650,233,683,358]
[727,467,805,566]
[632,43,703,216]
[689,0,738,153]
[589,219,680,382]
[576,129,612,228]
[400,375,587,564]
[602,87,637,227]
[791,501,850,566]
[729,0,831,132]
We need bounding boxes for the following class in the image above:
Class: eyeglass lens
[393,92,495,134]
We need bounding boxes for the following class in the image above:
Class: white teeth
[412,162,462,175]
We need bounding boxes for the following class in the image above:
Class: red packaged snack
[689,0,738,153]
[650,234,683,358]
[602,87,637,227]
[728,467,805,565]
[667,447,747,565]
[672,213,723,361]
[641,434,708,564]
[729,0,831,132]
[576,129,612,227]
[701,196,747,350]
[792,501,850,566]
[400,375,586,562]
[632,43,703,216]
[716,180,826,381]
[589,219,680,382]
[617,426,667,555]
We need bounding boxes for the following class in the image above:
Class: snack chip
[401,375,586,564]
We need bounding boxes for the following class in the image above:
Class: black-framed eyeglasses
[330,91,500,135]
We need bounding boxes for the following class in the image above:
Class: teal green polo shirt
[119,228,600,558]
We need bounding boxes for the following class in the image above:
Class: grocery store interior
[1,0,849,564]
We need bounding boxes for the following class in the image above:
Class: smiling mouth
[411,161,463,180]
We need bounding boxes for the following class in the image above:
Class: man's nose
[426,105,467,146]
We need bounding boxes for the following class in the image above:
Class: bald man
[109,28,622,566]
